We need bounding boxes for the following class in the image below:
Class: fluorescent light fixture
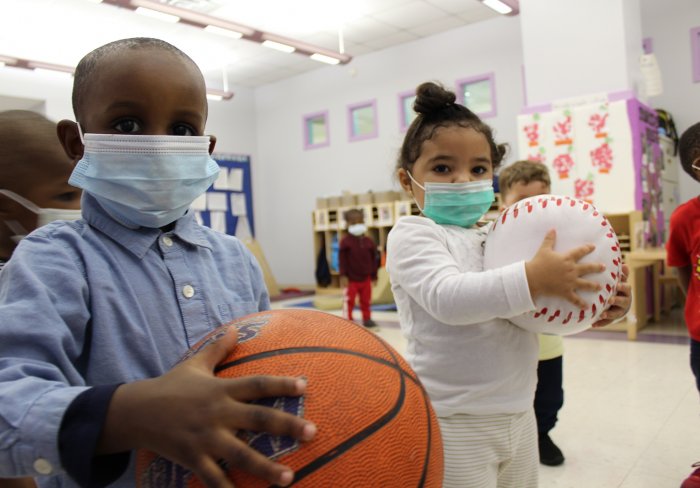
[206,88,234,101]
[134,6,179,22]
[478,0,518,15]
[33,68,73,77]
[204,25,243,39]
[27,60,75,74]
[310,53,341,65]
[99,0,351,64]
[262,40,296,53]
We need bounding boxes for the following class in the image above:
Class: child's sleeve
[387,219,534,325]
[666,206,690,267]
[0,239,93,479]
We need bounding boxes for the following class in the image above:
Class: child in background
[386,82,630,488]
[339,208,378,328]
[0,110,82,270]
[498,160,631,468]
[0,110,83,488]
[666,121,700,488]
[0,38,315,488]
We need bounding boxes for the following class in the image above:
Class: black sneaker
[363,319,377,328]
[538,433,564,466]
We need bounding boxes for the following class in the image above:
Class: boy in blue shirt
[0,38,315,488]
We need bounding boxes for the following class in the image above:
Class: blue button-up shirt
[0,193,269,486]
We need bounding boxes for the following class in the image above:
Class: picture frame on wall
[347,100,378,142]
[303,110,330,150]
[398,90,417,132]
[456,73,497,118]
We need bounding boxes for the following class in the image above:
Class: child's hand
[592,263,632,328]
[99,330,316,488]
[525,229,605,309]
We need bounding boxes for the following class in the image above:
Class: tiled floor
[272,298,699,487]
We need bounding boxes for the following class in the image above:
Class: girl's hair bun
[413,82,456,116]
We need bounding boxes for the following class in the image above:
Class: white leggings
[438,410,539,488]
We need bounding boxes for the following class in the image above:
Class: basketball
[135,309,443,487]
[483,195,622,335]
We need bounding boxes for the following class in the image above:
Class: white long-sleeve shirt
[386,216,539,416]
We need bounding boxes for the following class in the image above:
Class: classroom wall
[254,16,524,286]
[640,0,700,205]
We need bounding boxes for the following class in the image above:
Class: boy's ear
[56,120,84,163]
[208,135,217,155]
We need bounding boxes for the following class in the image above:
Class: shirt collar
[81,193,213,259]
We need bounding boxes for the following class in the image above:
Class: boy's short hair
[72,37,201,121]
[679,122,700,178]
[344,208,364,221]
[0,110,62,189]
[498,160,551,199]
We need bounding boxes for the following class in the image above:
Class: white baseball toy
[483,195,622,335]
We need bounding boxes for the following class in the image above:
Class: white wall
[640,0,700,204]
[254,16,524,286]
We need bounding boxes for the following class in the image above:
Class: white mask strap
[0,189,40,214]
[406,170,426,191]
[692,157,700,171]
[76,122,85,145]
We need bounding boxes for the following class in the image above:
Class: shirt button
[182,285,195,298]
[33,458,53,475]
[162,236,173,247]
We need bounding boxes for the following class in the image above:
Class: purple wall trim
[520,103,552,115]
[302,110,330,150]
[608,89,635,102]
[691,27,700,83]
[642,37,653,55]
[347,99,378,142]
[398,89,415,133]
[627,98,644,212]
[455,72,497,118]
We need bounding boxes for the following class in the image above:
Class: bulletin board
[192,154,255,240]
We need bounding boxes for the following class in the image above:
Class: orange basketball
[136,309,443,487]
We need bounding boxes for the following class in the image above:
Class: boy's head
[498,160,551,207]
[344,209,365,227]
[679,121,700,182]
[58,37,215,160]
[0,110,82,258]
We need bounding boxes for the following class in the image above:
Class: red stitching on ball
[563,311,573,324]
[547,310,561,322]
[542,200,548,208]
[578,310,585,322]
[591,303,597,317]
[513,208,519,219]
[556,198,562,206]
[598,294,604,304]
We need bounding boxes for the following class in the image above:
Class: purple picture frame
[398,90,417,132]
[347,99,378,142]
[642,37,653,55]
[691,27,700,83]
[456,72,497,118]
[303,110,330,150]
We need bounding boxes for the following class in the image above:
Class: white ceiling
[0,0,501,89]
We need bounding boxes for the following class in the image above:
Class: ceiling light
[206,88,234,101]
[478,0,519,16]
[0,53,235,101]
[262,40,296,53]
[310,53,341,65]
[134,6,180,22]
[99,0,351,64]
[204,25,243,39]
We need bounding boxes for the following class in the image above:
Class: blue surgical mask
[69,129,220,228]
[407,171,495,227]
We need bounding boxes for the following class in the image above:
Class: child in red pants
[339,208,378,327]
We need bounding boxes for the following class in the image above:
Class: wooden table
[621,247,667,340]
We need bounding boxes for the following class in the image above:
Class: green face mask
[408,172,495,227]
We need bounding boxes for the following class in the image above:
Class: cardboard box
[315,197,328,209]
[356,192,374,205]
[340,193,357,207]
[327,196,341,208]
[374,190,399,203]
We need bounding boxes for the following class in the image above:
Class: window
[398,90,417,132]
[456,73,496,118]
[303,111,329,150]
[347,100,378,142]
